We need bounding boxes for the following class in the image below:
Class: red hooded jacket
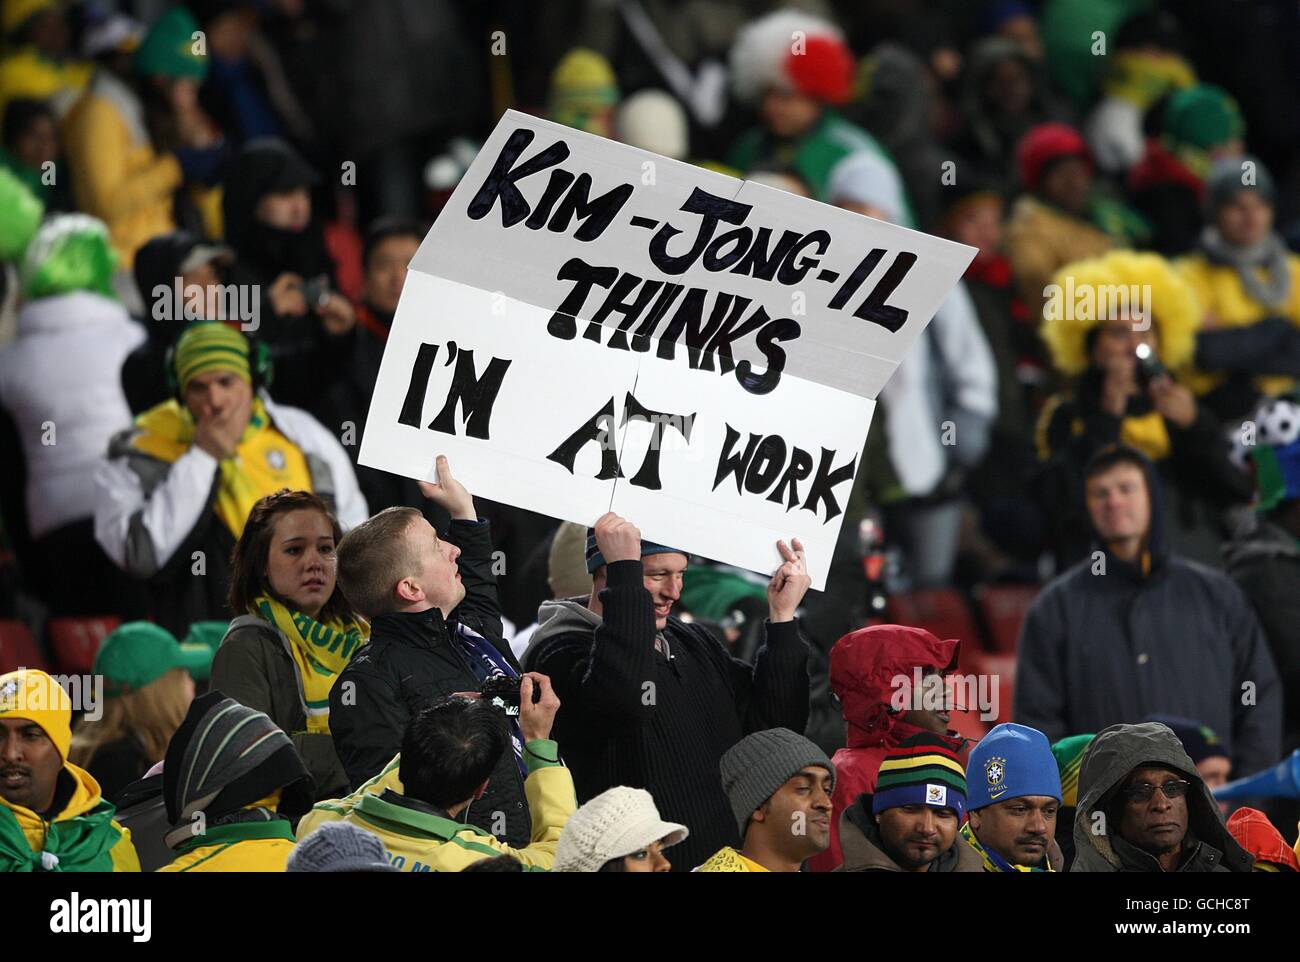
[808,624,970,872]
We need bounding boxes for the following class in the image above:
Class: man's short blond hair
[337,507,424,619]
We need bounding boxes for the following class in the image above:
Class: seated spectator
[123,229,235,414]
[93,321,367,636]
[1225,807,1299,872]
[830,151,998,586]
[959,723,1064,872]
[0,97,63,209]
[61,7,222,268]
[0,668,140,871]
[298,688,575,872]
[0,0,91,121]
[951,36,1070,195]
[727,10,901,204]
[1225,397,1300,758]
[553,786,688,873]
[697,728,834,872]
[69,621,209,804]
[836,732,981,872]
[1128,85,1245,255]
[548,48,618,138]
[314,218,444,523]
[158,691,314,872]
[193,0,313,149]
[212,489,367,800]
[286,820,397,873]
[328,458,529,841]
[0,212,149,615]
[1035,251,1251,566]
[1144,714,1232,799]
[1083,21,1196,175]
[1071,721,1252,872]
[1178,157,1300,423]
[845,43,946,231]
[1050,733,1094,870]
[221,137,355,411]
[615,89,688,161]
[1004,123,1135,309]
[524,513,811,871]
[1016,444,1281,778]
[808,624,969,872]
[938,179,1045,570]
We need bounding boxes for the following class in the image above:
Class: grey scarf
[1199,226,1292,309]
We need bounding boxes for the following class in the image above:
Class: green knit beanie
[1162,84,1244,150]
[135,7,208,80]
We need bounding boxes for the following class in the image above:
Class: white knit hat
[615,90,689,160]
[553,787,689,872]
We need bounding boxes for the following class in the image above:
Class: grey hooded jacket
[1072,722,1253,872]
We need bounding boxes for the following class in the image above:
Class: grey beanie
[1205,156,1276,216]
[719,728,836,836]
[287,822,398,873]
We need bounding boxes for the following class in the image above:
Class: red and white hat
[729,10,854,106]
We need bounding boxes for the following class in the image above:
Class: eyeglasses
[1121,779,1191,804]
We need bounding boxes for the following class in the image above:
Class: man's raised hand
[593,511,642,565]
[767,538,811,623]
[418,455,476,520]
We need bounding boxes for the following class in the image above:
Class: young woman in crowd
[211,489,367,802]
[552,786,689,873]
[70,621,210,803]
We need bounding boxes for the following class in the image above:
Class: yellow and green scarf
[131,397,313,538]
[254,595,368,734]
[959,822,1054,873]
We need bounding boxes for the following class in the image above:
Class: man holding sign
[523,512,811,871]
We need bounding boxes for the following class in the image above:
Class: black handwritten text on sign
[399,341,512,440]
[466,129,920,397]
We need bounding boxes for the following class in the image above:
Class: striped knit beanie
[584,529,684,574]
[173,322,251,393]
[163,691,311,848]
[873,732,967,818]
[1050,734,1095,808]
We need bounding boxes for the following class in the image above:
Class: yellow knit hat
[549,49,618,132]
[1041,250,1201,377]
[0,668,72,762]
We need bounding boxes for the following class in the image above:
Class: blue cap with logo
[967,722,1062,811]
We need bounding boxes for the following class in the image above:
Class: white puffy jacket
[0,291,145,538]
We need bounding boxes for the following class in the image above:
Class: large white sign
[360,110,976,589]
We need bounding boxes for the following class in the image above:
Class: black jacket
[1016,455,1282,778]
[523,560,810,871]
[1224,517,1300,753]
[327,518,530,846]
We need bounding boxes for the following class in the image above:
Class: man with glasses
[1071,721,1252,872]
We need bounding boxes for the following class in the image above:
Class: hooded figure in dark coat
[1072,721,1252,872]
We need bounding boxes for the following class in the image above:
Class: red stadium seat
[964,651,1018,727]
[0,620,48,673]
[975,584,1040,653]
[47,616,121,675]
[884,589,983,651]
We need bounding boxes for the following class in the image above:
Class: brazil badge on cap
[94,622,214,698]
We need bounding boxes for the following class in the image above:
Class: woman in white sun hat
[553,786,689,873]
